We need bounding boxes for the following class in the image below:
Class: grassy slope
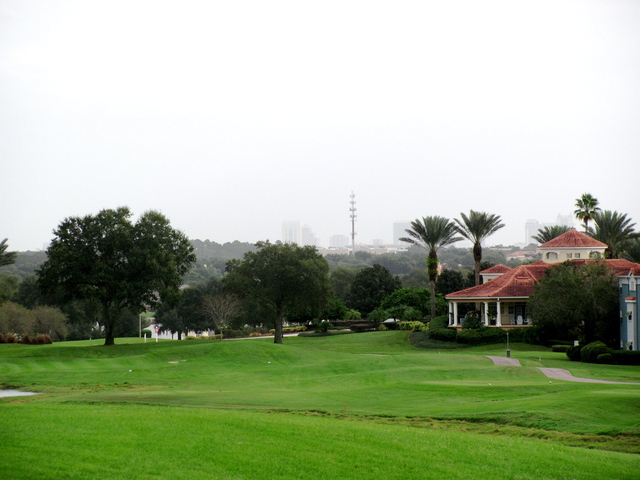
[1,332,639,479]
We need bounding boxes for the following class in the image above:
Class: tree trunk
[473,243,482,311]
[427,252,438,320]
[103,306,116,346]
[274,306,284,344]
[429,280,436,320]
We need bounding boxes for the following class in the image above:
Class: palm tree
[531,225,571,245]
[399,216,462,319]
[588,210,639,259]
[454,210,505,286]
[0,239,17,268]
[574,193,601,232]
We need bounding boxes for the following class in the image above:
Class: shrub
[551,345,571,353]
[0,333,5,343]
[456,327,506,345]
[316,321,333,333]
[461,312,482,330]
[609,350,640,366]
[397,321,426,332]
[580,341,610,364]
[566,344,582,362]
[597,353,614,364]
[378,324,388,331]
[429,315,456,342]
[142,329,153,337]
[21,334,33,345]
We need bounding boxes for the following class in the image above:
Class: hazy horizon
[2,1,639,252]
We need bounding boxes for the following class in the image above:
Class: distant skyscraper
[282,221,301,244]
[301,225,319,247]
[282,221,318,246]
[526,214,574,244]
[393,221,412,246]
[525,219,540,244]
[330,235,348,248]
[556,213,573,228]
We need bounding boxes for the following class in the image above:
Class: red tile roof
[539,229,607,248]
[480,264,512,274]
[446,264,552,299]
[446,259,640,300]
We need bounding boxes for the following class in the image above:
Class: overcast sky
[2,0,639,252]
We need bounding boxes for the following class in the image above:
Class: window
[566,253,572,259]
[546,252,558,260]
[575,253,581,259]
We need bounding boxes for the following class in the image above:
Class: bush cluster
[610,350,640,365]
[315,321,333,333]
[565,341,640,365]
[428,316,456,342]
[551,345,571,353]
[0,333,18,343]
[0,333,52,344]
[580,341,610,363]
[266,326,307,335]
[397,321,427,332]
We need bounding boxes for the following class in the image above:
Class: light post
[506,331,510,358]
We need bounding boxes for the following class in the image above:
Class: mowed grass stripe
[1,403,638,480]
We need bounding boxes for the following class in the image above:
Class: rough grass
[1,331,639,479]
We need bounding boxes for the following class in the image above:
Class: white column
[453,302,459,326]
[484,302,489,326]
[496,299,502,327]
[448,302,453,325]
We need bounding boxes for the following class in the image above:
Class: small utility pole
[349,191,357,256]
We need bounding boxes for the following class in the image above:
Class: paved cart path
[485,356,521,366]
[537,367,640,385]
[485,356,640,384]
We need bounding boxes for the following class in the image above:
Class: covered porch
[447,298,532,328]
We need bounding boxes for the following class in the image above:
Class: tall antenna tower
[349,191,357,255]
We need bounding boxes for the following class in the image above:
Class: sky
[2,0,639,252]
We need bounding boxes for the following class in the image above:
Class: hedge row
[0,333,52,344]
[567,341,640,365]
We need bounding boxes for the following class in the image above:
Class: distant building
[282,221,301,244]
[329,235,348,248]
[282,221,318,247]
[393,221,412,246]
[301,225,319,247]
[525,214,574,244]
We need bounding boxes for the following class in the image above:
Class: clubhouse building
[445,229,640,350]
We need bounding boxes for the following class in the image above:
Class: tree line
[0,195,638,346]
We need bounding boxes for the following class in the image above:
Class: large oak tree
[37,207,196,345]
[224,241,331,344]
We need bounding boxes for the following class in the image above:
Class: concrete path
[486,356,639,384]
[485,355,521,366]
[538,368,640,385]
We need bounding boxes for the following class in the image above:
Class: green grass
[1,332,639,479]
